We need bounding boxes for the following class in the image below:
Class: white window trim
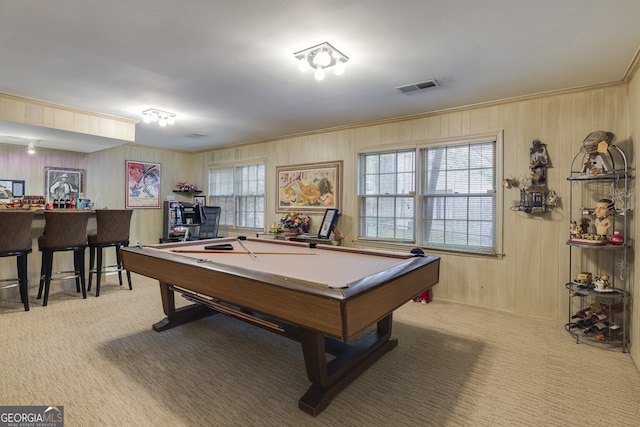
[208,159,266,231]
[416,130,504,257]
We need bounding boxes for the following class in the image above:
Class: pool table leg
[298,313,398,416]
[152,281,213,332]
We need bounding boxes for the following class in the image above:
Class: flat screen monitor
[177,202,202,225]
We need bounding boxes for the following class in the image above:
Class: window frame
[356,147,417,242]
[208,161,266,230]
[356,131,504,256]
[418,132,503,255]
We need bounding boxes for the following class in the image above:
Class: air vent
[185,133,208,138]
[395,79,439,94]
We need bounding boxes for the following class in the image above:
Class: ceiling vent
[395,79,439,94]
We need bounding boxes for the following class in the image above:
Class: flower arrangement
[280,211,310,232]
[176,181,197,192]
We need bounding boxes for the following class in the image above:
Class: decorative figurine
[582,152,608,176]
[579,217,590,235]
[609,231,624,245]
[570,220,578,237]
[593,198,614,236]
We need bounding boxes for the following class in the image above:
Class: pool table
[120,237,440,416]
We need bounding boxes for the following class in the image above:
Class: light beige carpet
[1,274,640,427]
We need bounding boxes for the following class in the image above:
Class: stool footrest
[89,264,126,275]
[41,270,81,281]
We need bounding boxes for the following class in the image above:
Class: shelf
[566,240,627,249]
[566,143,631,353]
[565,282,630,299]
[566,171,631,181]
[173,190,202,195]
[564,323,626,350]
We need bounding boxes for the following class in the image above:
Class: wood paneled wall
[0,82,635,366]
[629,70,639,363]
[194,83,633,325]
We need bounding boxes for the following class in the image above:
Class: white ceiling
[1,0,640,153]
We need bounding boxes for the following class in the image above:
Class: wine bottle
[604,301,625,315]
[590,311,607,322]
[571,308,592,319]
[569,318,594,329]
[595,324,622,341]
[583,321,609,335]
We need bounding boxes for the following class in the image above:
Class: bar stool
[37,210,91,306]
[87,209,133,297]
[0,210,35,311]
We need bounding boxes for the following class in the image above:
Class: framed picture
[276,161,342,212]
[318,208,339,239]
[126,160,161,208]
[45,167,84,203]
[194,195,206,205]
[0,179,25,201]
[12,180,25,198]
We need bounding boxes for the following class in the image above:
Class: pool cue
[171,249,317,255]
[236,238,258,260]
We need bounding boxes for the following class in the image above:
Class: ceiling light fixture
[142,108,176,127]
[294,42,348,81]
[27,142,36,155]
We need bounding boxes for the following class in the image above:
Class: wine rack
[565,143,633,352]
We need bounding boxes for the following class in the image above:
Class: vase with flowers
[280,211,310,235]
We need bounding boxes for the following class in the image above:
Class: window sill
[353,239,503,259]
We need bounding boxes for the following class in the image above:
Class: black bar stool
[0,210,35,311]
[37,210,91,306]
[88,209,133,297]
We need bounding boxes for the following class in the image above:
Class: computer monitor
[177,202,203,225]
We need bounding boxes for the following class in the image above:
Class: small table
[257,231,343,246]
[120,237,440,416]
[291,233,343,246]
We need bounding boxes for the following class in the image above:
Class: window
[420,140,496,253]
[208,163,265,229]
[357,135,499,255]
[358,150,415,241]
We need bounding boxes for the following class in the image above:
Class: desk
[120,237,440,416]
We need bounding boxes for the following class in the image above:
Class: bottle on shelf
[569,318,594,329]
[583,321,609,335]
[604,301,625,315]
[571,301,602,319]
[594,324,622,341]
[571,308,591,319]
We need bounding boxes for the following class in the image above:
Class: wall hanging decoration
[504,139,557,214]
[45,167,84,204]
[0,179,25,202]
[126,160,161,208]
[276,161,342,212]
